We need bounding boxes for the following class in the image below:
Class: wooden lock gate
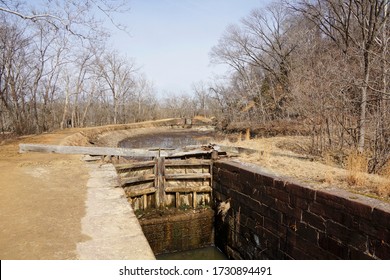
[115,156,214,211]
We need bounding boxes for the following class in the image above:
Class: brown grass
[215,136,390,201]
[245,128,251,141]
[345,150,368,186]
[323,153,335,184]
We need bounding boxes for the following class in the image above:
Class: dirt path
[0,130,89,259]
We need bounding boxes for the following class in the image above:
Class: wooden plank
[193,191,197,208]
[120,174,155,186]
[165,185,212,193]
[115,161,155,171]
[20,143,254,158]
[165,149,212,158]
[156,157,165,209]
[125,186,156,197]
[164,159,212,167]
[164,173,211,180]
[19,143,168,157]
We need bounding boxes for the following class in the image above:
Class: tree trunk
[60,77,70,129]
[358,51,369,153]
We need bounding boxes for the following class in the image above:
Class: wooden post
[156,156,165,209]
[154,157,159,208]
[193,191,197,208]
[176,192,180,208]
[143,194,147,210]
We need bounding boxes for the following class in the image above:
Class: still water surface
[156,246,228,260]
[119,130,216,149]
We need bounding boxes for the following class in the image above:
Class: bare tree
[210,1,300,124]
[0,0,130,40]
[292,0,390,152]
[96,51,137,124]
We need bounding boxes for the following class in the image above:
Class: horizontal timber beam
[125,186,156,197]
[164,173,211,180]
[120,174,156,186]
[19,143,167,157]
[165,185,212,193]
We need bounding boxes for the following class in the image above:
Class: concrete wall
[213,161,390,260]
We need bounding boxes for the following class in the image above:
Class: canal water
[156,246,228,260]
[118,129,217,149]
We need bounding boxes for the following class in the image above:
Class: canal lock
[114,149,227,259]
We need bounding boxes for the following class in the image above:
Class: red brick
[289,195,309,210]
[217,169,239,186]
[283,244,312,260]
[264,216,287,237]
[230,189,261,211]
[343,200,373,220]
[259,174,275,188]
[286,182,316,200]
[349,247,375,260]
[325,220,367,251]
[282,211,302,229]
[258,205,282,223]
[295,222,319,244]
[309,202,355,227]
[372,208,390,229]
[315,190,346,210]
[373,241,390,259]
[266,186,290,203]
[302,211,326,232]
[283,232,319,259]
[359,220,390,244]
[273,178,287,189]
[262,228,280,250]
[252,190,276,208]
[318,234,348,259]
[273,199,292,213]
[241,204,263,224]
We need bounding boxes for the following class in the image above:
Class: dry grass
[345,150,369,186]
[245,128,251,141]
[323,153,336,185]
[376,162,390,197]
[215,136,390,201]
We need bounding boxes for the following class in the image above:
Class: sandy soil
[0,130,89,259]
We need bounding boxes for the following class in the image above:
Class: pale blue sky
[21,0,272,96]
[109,0,272,96]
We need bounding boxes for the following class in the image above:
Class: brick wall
[213,161,390,260]
[139,208,214,255]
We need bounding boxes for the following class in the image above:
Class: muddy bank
[60,118,187,147]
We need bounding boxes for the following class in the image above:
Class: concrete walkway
[77,162,155,260]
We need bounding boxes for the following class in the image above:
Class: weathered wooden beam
[156,157,165,209]
[124,186,156,197]
[115,161,156,171]
[19,143,167,157]
[164,173,211,180]
[120,174,155,186]
[165,150,212,158]
[164,159,212,167]
[165,185,212,193]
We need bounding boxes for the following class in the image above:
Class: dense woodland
[1,0,389,174]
